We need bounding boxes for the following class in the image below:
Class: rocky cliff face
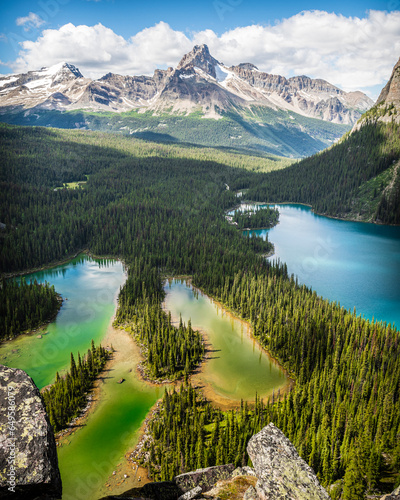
[0,365,62,500]
[177,44,220,80]
[376,57,400,107]
[229,65,372,123]
[353,56,400,129]
[0,45,372,124]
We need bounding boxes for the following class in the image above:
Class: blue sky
[1,0,399,98]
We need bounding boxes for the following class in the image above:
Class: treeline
[140,384,253,480]
[246,122,400,224]
[42,340,110,432]
[1,123,399,495]
[0,279,60,340]
[232,206,279,229]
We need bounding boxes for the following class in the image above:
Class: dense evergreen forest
[118,303,204,381]
[1,123,399,497]
[247,122,400,224]
[230,205,279,229]
[142,379,397,499]
[42,340,109,432]
[0,279,60,340]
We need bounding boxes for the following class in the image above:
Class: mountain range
[247,56,400,224]
[0,45,374,158]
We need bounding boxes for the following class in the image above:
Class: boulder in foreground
[0,364,62,500]
[247,422,329,500]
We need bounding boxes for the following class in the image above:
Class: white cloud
[9,11,400,97]
[16,12,45,32]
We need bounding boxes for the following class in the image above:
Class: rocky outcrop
[247,423,329,500]
[352,55,400,130]
[376,57,400,106]
[102,424,331,500]
[174,464,235,493]
[0,365,62,500]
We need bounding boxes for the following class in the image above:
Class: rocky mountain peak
[50,62,84,85]
[376,56,400,107]
[177,44,220,79]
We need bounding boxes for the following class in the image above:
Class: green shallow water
[164,279,288,403]
[58,336,160,500]
[0,255,126,389]
[0,255,160,500]
[1,257,286,499]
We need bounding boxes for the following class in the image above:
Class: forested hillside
[1,123,399,497]
[247,121,400,224]
[0,106,350,158]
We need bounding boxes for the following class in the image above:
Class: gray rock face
[376,57,400,107]
[177,485,203,500]
[231,466,256,478]
[247,423,329,500]
[243,484,259,500]
[174,464,235,494]
[0,364,62,499]
[177,44,220,79]
[380,485,400,499]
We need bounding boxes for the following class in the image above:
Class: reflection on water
[0,254,126,389]
[164,279,288,403]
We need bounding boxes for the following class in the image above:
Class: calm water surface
[163,279,287,403]
[0,255,126,388]
[0,255,160,500]
[247,204,400,328]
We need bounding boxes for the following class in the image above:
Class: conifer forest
[1,122,399,498]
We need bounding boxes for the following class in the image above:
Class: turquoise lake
[0,255,161,500]
[247,204,400,328]
[0,255,127,389]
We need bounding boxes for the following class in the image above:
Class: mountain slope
[246,56,400,224]
[0,46,372,158]
[0,45,372,124]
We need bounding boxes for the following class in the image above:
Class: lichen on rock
[0,364,62,499]
[247,422,329,500]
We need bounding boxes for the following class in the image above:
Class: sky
[0,0,399,99]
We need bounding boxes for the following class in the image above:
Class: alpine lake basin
[1,204,399,499]
[0,254,288,499]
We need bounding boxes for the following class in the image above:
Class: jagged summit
[237,62,259,71]
[0,45,373,130]
[177,44,221,79]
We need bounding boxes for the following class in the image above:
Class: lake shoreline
[1,293,63,347]
[1,249,128,280]
[244,200,400,226]
[163,277,293,410]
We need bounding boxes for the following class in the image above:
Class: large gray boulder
[247,422,329,500]
[0,365,62,499]
[174,464,235,494]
